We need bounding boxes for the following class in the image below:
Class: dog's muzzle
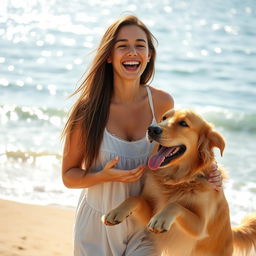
[148,125,162,140]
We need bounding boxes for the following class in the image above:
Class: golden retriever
[102,109,256,256]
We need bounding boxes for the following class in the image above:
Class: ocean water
[0,0,255,225]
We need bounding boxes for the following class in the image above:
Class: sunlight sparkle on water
[0,78,9,87]
[16,80,24,87]
[83,42,93,48]
[0,57,6,63]
[75,13,97,23]
[200,49,209,56]
[245,7,252,14]
[36,57,46,64]
[49,116,61,127]
[224,25,238,35]
[36,84,43,90]
[10,112,18,121]
[41,50,52,57]
[186,52,194,58]
[65,64,73,70]
[56,51,63,57]
[0,29,5,36]
[8,65,15,71]
[164,6,172,13]
[212,23,221,31]
[45,34,56,44]
[48,84,57,95]
[74,58,83,65]
[36,40,44,46]
[214,47,222,54]
[61,37,76,46]
[182,40,189,46]
[26,77,33,83]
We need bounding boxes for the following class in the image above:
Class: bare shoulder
[149,86,174,121]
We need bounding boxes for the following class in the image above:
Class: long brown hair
[62,15,158,171]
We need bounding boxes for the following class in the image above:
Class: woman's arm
[62,126,145,188]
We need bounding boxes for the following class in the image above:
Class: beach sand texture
[0,199,74,256]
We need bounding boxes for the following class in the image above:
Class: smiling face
[108,25,151,83]
[147,109,225,174]
[148,109,200,170]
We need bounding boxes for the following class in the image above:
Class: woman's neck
[112,79,145,104]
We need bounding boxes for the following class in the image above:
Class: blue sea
[0,0,255,225]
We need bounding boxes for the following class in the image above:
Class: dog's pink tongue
[148,147,173,170]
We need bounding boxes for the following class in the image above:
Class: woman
[62,15,221,256]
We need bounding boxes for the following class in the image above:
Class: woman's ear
[147,53,151,62]
[107,57,112,63]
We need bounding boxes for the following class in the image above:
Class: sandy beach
[0,199,75,256]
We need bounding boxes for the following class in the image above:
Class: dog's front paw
[147,212,175,234]
[101,208,132,226]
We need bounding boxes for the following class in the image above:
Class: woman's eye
[179,120,189,127]
[136,44,145,48]
[117,45,127,48]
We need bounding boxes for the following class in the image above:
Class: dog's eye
[179,120,189,127]
[162,116,167,121]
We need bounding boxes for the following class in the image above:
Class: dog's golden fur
[103,109,256,256]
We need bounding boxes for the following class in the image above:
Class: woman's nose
[128,46,137,56]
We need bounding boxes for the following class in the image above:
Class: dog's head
[147,109,225,182]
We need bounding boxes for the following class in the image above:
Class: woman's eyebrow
[115,39,146,43]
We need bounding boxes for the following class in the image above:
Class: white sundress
[74,86,157,256]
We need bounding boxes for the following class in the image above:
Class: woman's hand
[207,162,223,191]
[101,157,146,183]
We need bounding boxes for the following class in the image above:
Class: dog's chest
[158,189,197,213]
[146,176,205,211]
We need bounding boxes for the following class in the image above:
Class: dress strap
[146,86,156,122]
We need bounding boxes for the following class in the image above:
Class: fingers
[208,162,223,191]
[129,165,146,175]
[208,169,223,183]
[208,162,222,180]
[103,158,145,183]
[209,164,219,177]
[208,175,221,182]
[209,162,218,172]
[105,157,119,169]
[120,165,145,183]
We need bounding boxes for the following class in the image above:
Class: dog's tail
[232,213,256,256]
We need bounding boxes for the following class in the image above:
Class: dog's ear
[198,128,225,164]
[208,130,225,156]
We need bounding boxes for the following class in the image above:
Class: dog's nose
[148,125,162,139]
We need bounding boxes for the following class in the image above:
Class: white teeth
[169,147,180,156]
[172,147,180,155]
[172,148,180,155]
[123,61,139,65]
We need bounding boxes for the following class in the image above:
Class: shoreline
[0,199,75,256]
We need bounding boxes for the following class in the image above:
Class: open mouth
[148,145,186,170]
[122,61,140,71]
